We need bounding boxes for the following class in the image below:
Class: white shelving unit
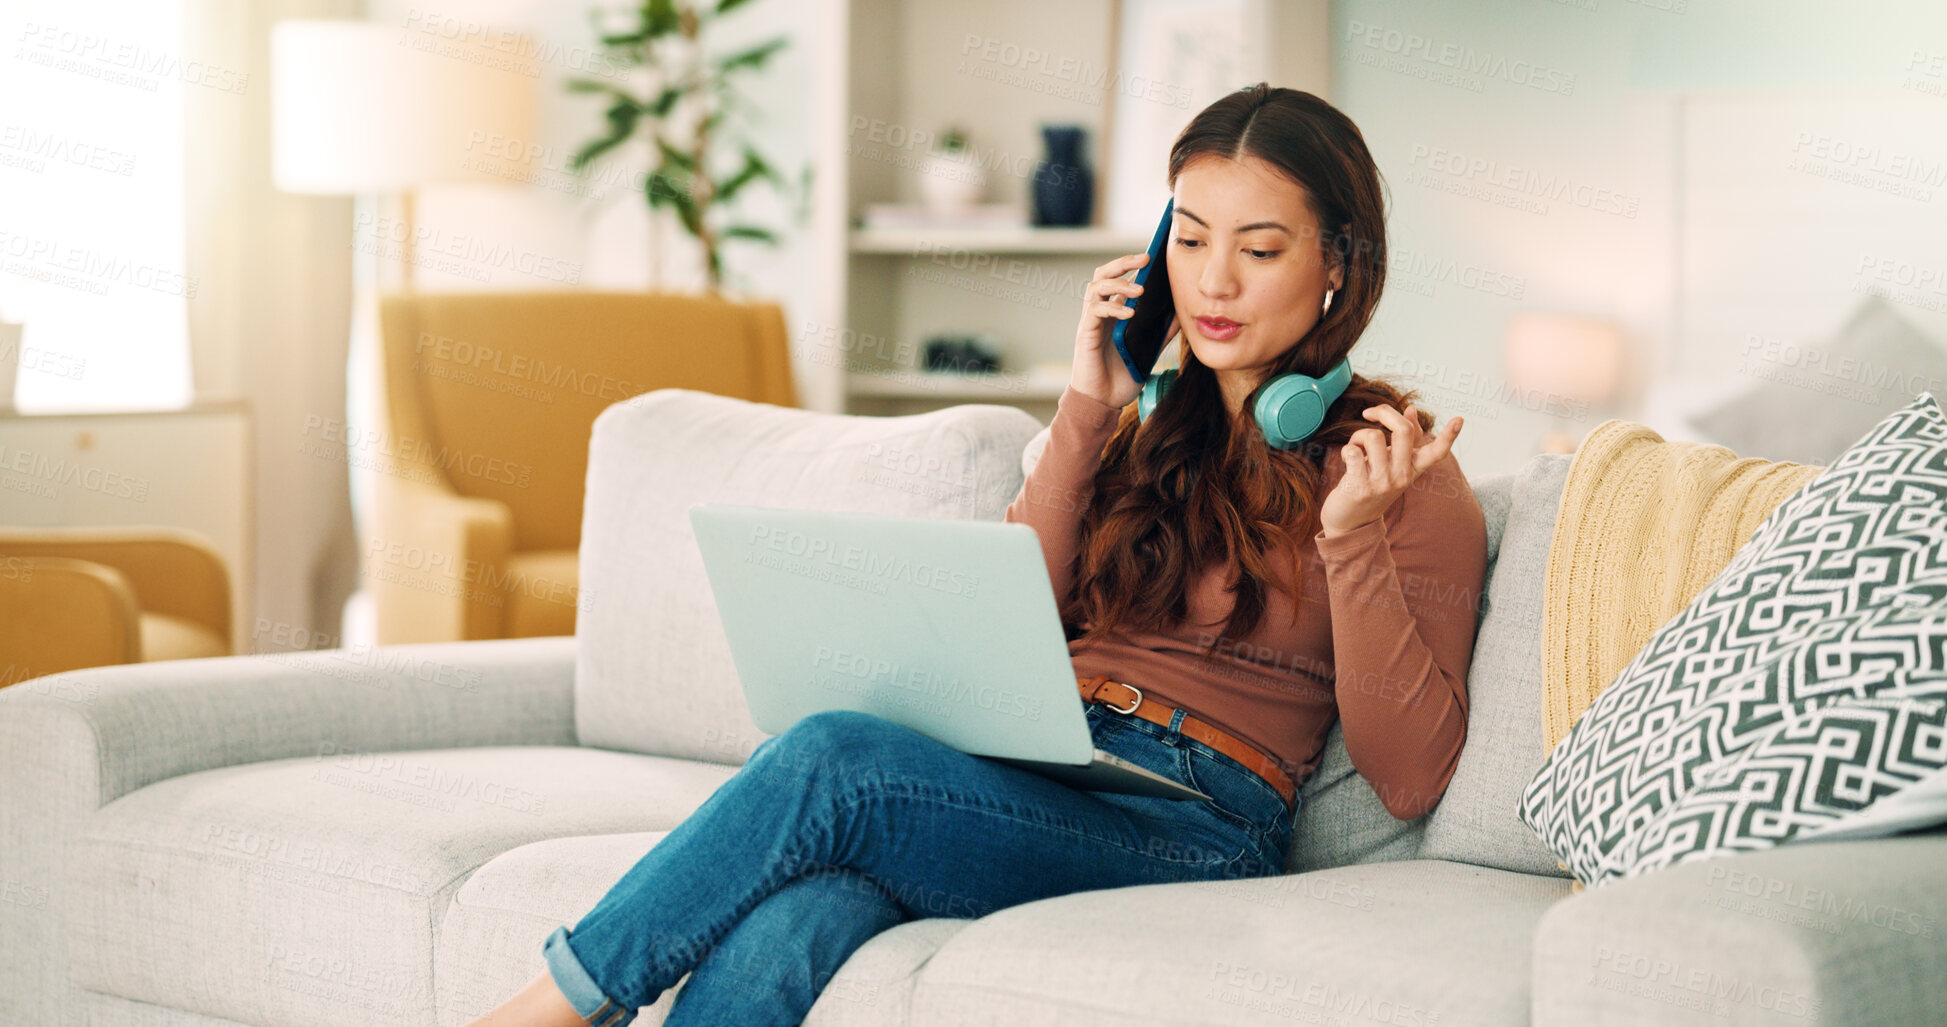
[849,227,1150,255]
[804,0,1331,419]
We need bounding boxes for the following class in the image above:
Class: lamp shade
[1502,312,1628,407]
[271,20,537,193]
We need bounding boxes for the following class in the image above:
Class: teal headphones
[1138,354,1354,450]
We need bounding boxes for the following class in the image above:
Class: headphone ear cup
[1253,374,1328,449]
[1138,368,1177,422]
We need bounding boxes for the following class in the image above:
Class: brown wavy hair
[1064,83,1435,659]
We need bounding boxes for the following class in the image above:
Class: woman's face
[1166,154,1343,383]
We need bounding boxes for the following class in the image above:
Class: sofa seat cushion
[907,859,1571,1026]
[137,612,228,662]
[437,832,971,1027]
[65,745,738,1027]
[498,549,580,638]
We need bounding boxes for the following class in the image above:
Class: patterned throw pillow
[1519,391,1947,886]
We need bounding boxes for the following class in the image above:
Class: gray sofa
[4,389,1942,1027]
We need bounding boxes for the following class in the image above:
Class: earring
[1322,289,1335,315]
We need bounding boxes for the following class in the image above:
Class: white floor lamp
[269,19,536,644]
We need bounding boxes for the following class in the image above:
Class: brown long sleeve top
[1005,384,1488,820]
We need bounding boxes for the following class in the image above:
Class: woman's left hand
[1318,403,1462,538]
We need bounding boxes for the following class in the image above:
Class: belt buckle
[1104,682,1142,715]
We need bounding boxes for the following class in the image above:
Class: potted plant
[918,125,984,216]
[568,0,807,292]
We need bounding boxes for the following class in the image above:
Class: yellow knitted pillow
[1539,420,1824,751]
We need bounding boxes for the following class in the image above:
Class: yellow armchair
[371,290,797,644]
[0,527,232,683]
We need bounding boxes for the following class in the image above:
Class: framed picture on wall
[1106,0,1270,234]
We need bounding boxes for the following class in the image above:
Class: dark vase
[1031,125,1094,227]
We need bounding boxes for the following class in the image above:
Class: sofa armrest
[0,556,140,677]
[0,635,577,1026]
[0,528,229,642]
[1531,830,1947,1026]
[371,474,516,643]
[0,635,576,809]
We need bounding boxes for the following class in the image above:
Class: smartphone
[1109,199,1178,385]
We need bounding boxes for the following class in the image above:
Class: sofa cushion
[575,389,1043,763]
[65,746,736,1027]
[1284,720,1422,873]
[437,832,969,1027]
[905,859,1572,1025]
[138,612,228,662]
[1689,295,1944,465]
[1419,453,1577,877]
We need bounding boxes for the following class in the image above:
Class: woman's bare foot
[465,969,589,1027]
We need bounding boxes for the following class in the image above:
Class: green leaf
[644,0,682,37]
[719,224,777,243]
[749,147,781,183]
[792,164,814,224]
[565,78,616,94]
[711,149,762,203]
[716,0,757,16]
[647,86,685,117]
[568,97,643,171]
[712,145,783,204]
[670,186,703,236]
[655,136,699,172]
[604,99,641,137]
[645,169,692,209]
[715,36,787,73]
[572,131,630,170]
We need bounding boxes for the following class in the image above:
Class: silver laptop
[687,503,1211,802]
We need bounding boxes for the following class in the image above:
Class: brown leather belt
[1076,674,1296,810]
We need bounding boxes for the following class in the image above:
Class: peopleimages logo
[1705,866,1937,938]
[412,331,644,403]
[14,21,251,94]
[0,443,149,501]
[350,213,582,285]
[1589,946,1822,1020]
[1406,143,1640,218]
[744,523,981,598]
[0,124,137,176]
[399,7,627,81]
[810,647,1044,722]
[957,35,1193,109]
[299,416,534,489]
[1343,21,1576,95]
[0,230,198,298]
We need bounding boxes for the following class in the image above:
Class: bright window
[0,0,193,411]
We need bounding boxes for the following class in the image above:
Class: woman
[471,82,1487,1027]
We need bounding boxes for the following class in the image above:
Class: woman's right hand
[1071,252,1168,410]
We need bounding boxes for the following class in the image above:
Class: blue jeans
[542,702,1298,1026]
